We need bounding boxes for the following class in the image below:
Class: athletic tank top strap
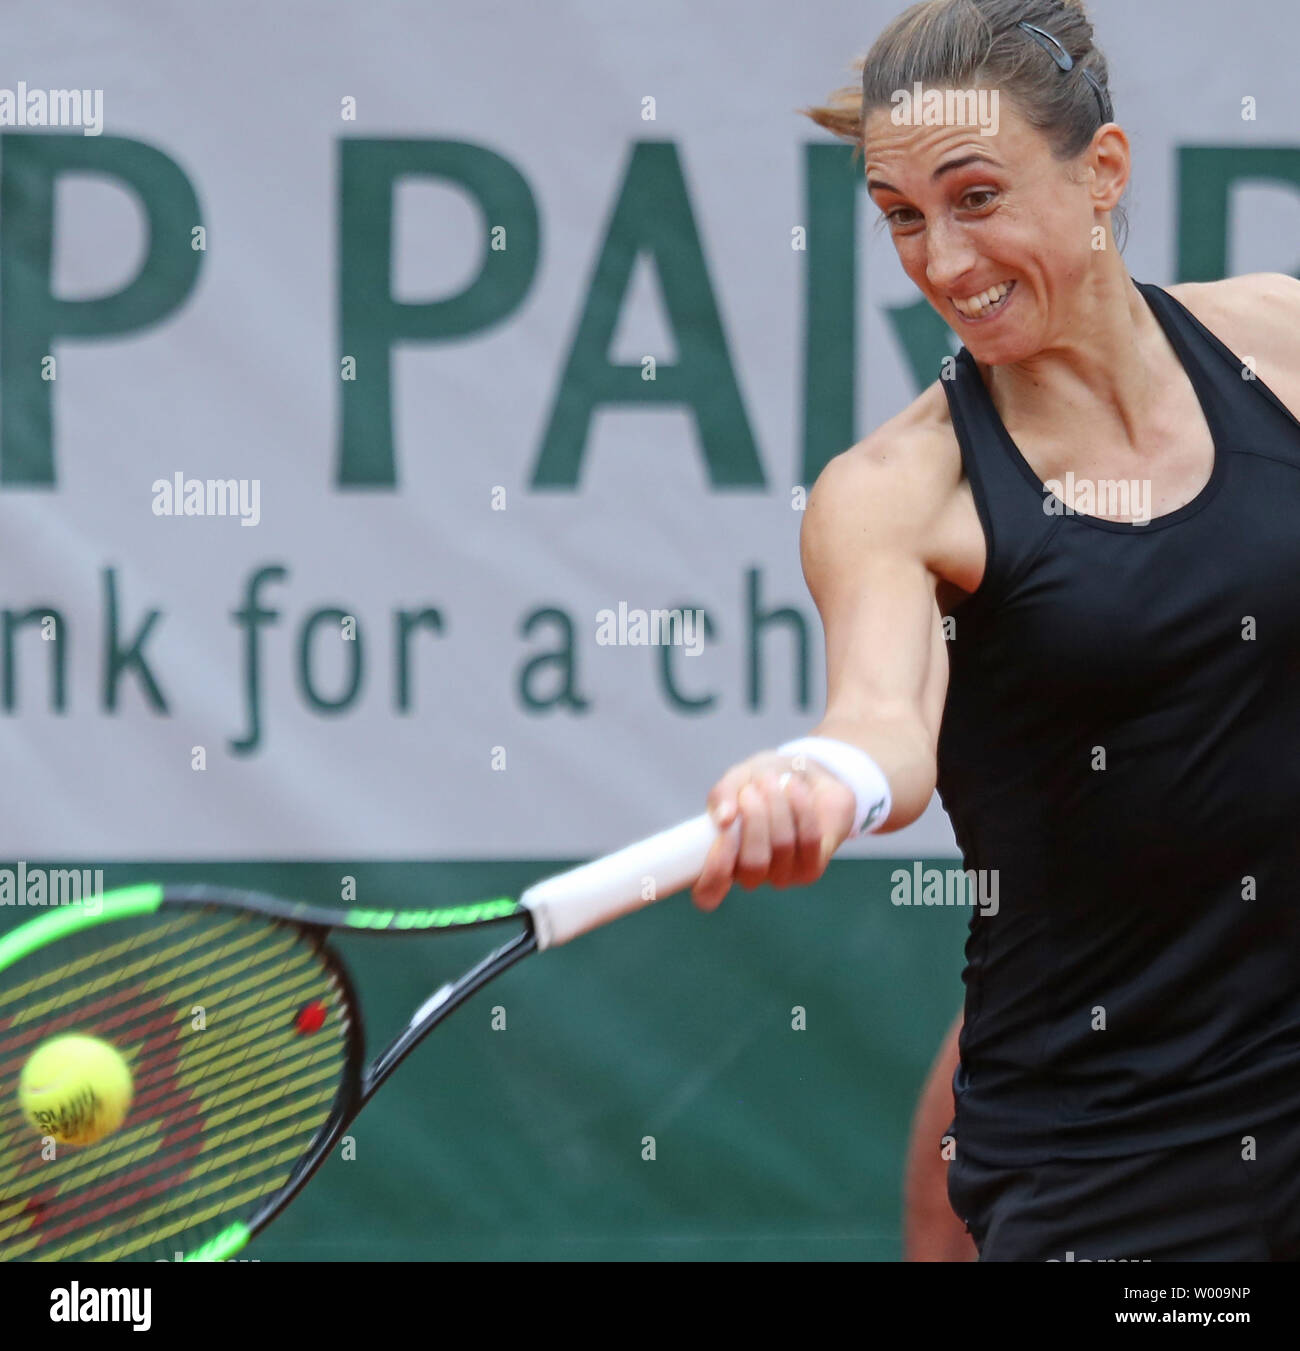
[940,276,1300,610]
[940,344,1061,606]
[1138,278,1300,465]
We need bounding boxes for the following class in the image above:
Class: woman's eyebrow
[867,153,1000,196]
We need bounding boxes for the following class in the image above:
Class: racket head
[0,886,364,1262]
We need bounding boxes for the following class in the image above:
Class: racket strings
[0,928,332,1146]
[0,954,341,1259]
[0,1001,343,1245]
[0,922,313,1095]
[0,906,352,1261]
[0,913,273,1031]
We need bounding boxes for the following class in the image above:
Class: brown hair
[801,0,1126,244]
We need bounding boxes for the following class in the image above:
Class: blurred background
[1,0,1296,1258]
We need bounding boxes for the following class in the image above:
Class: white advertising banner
[1,0,1296,858]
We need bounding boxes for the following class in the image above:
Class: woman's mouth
[952,280,1016,322]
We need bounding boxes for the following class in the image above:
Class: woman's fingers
[763,772,799,888]
[691,814,741,911]
[734,782,771,890]
[706,764,755,830]
[786,774,824,885]
[695,754,853,909]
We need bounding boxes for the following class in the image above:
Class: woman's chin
[962,331,1035,365]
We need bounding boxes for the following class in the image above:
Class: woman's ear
[1089,123,1131,214]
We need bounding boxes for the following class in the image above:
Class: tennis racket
[0,811,740,1262]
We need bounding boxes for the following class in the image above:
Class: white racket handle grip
[521,812,736,950]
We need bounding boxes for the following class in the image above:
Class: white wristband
[776,736,892,836]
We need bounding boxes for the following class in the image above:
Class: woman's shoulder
[1165,273,1300,355]
[820,380,963,507]
[809,361,1017,601]
[1166,274,1300,418]
[803,382,970,575]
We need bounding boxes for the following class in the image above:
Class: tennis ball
[18,1033,133,1146]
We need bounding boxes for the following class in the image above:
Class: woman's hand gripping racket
[0,813,745,1262]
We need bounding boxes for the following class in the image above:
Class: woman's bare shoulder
[803,380,968,567]
[828,379,963,489]
[1168,274,1300,416]
[803,377,984,604]
[1167,273,1300,355]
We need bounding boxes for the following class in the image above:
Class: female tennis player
[692,0,1300,1260]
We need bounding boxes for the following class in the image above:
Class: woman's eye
[884,191,995,227]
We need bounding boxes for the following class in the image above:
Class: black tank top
[937,278,1300,1164]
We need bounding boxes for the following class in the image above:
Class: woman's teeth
[953,281,1015,319]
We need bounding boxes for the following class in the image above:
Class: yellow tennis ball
[18,1034,133,1146]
